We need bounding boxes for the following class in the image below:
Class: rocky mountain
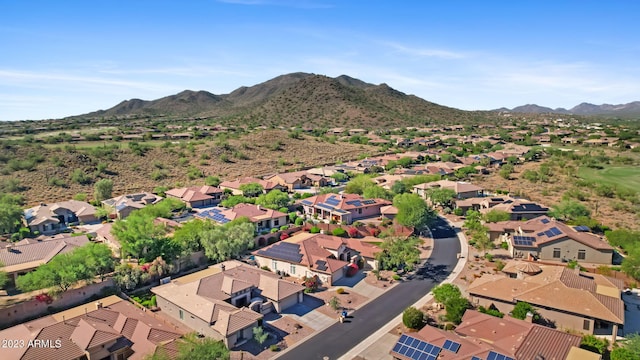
[501,101,640,117]
[75,73,499,128]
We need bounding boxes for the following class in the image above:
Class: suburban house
[468,263,624,338]
[455,196,507,213]
[0,295,187,360]
[219,177,286,195]
[152,261,304,349]
[413,180,484,200]
[486,216,614,264]
[253,233,381,286]
[0,234,90,286]
[196,204,288,232]
[298,193,391,224]
[262,171,330,192]
[479,198,550,220]
[165,185,224,208]
[24,200,98,234]
[101,192,163,219]
[390,310,591,360]
[371,174,412,190]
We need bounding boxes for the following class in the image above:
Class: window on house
[272,260,277,271]
[583,319,590,331]
[553,248,561,258]
[358,208,362,214]
[578,250,586,260]
[237,329,245,341]
[179,309,184,320]
[290,264,296,275]
[274,219,280,226]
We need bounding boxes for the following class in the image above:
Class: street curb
[337,216,468,360]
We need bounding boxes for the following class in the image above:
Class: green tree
[511,301,540,321]
[0,200,23,234]
[253,326,269,347]
[484,209,511,223]
[621,248,640,281]
[16,243,114,294]
[611,347,638,360]
[255,189,290,210]
[426,188,457,207]
[205,175,221,187]
[402,306,425,330]
[0,261,8,289]
[94,179,113,202]
[344,175,376,195]
[172,219,212,253]
[114,263,148,291]
[221,195,255,207]
[201,218,256,262]
[548,200,591,221]
[432,283,462,305]
[362,185,392,200]
[580,334,609,355]
[444,296,469,324]
[393,193,435,229]
[375,237,422,271]
[499,164,514,179]
[239,183,264,197]
[391,181,408,194]
[471,227,493,255]
[331,172,349,182]
[610,333,640,360]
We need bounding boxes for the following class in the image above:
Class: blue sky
[1,0,639,121]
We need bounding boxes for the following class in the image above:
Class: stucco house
[152,261,303,349]
[413,180,484,200]
[196,204,288,233]
[24,200,98,235]
[253,233,381,286]
[486,216,614,264]
[0,234,90,286]
[165,185,224,208]
[479,198,549,220]
[468,263,624,338]
[298,193,391,224]
[262,171,330,192]
[101,192,163,219]
[390,310,588,360]
[219,177,286,195]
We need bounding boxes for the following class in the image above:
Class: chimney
[95,301,102,310]
[5,244,12,252]
[525,311,534,323]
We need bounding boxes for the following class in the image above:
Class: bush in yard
[402,306,425,330]
[332,227,347,237]
[310,226,320,234]
[295,217,304,226]
[511,301,540,321]
[270,345,280,352]
[580,335,609,355]
[453,207,464,216]
[336,288,345,294]
[347,227,359,238]
[280,233,289,241]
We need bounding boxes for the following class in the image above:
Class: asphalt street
[277,217,460,360]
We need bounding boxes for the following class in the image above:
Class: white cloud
[382,42,466,59]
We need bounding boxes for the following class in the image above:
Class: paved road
[277,217,460,360]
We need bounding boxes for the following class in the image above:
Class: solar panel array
[257,242,303,263]
[362,199,376,205]
[199,208,231,224]
[391,334,441,360]
[442,339,461,353]
[316,203,335,211]
[513,204,547,212]
[325,196,341,206]
[544,227,562,237]
[540,218,550,224]
[512,236,535,246]
[315,260,327,271]
[574,225,590,232]
[300,200,313,206]
[346,200,363,207]
[471,357,482,360]
[486,351,514,360]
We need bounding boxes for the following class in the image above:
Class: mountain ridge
[499,101,640,117]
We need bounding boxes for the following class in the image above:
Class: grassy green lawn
[577,166,640,192]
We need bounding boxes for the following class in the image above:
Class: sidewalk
[338,217,469,360]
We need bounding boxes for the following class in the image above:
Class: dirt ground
[309,288,370,317]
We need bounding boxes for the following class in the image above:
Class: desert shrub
[48,176,67,187]
[71,169,92,185]
[150,169,168,181]
[336,288,345,295]
[332,227,347,237]
[402,307,425,330]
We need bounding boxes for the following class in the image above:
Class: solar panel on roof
[471,357,482,360]
[300,200,313,206]
[442,339,461,353]
[316,203,335,211]
[325,196,341,206]
[540,218,550,224]
[392,335,441,360]
[574,225,590,232]
[362,199,376,205]
[487,351,514,360]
